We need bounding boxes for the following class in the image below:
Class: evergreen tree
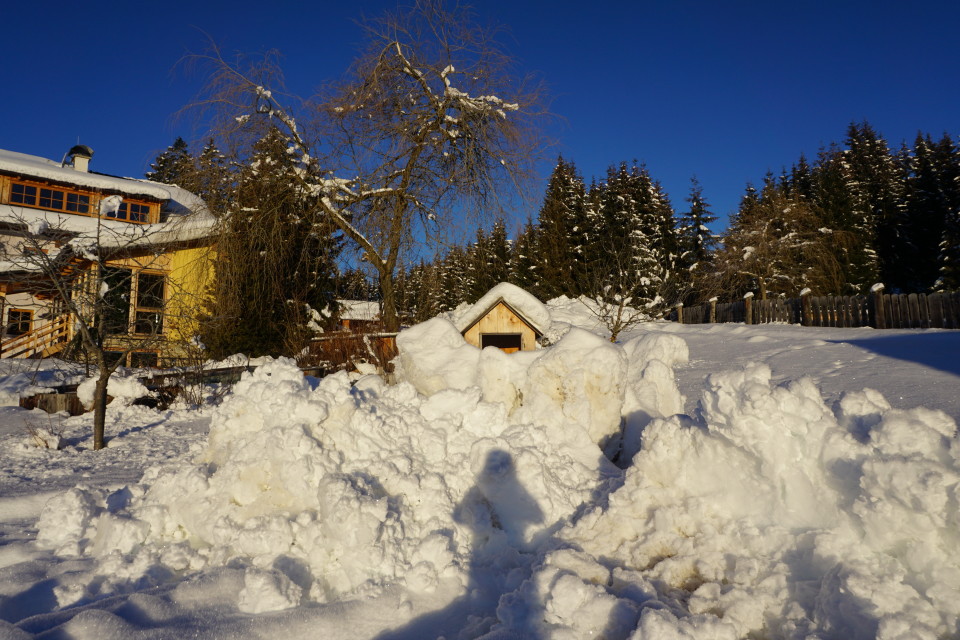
[200,127,341,358]
[536,157,588,298]
[841,121,906,290]
[677,177,718,294]
[194,139,231,212]
[510,219,541,294]
[146,137,195,187]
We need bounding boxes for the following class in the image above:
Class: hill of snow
[0,299,958,639]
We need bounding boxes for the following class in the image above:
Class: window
[10,183,37,206]
[5,179,150,222]
[101,267,132,334]
[101,268,167,335]
[134,272,165,334]
[107,201,153,223]
[39,188,64,209]
[66,192,91,213]
[121,202,150,222]
[5,309,32,337]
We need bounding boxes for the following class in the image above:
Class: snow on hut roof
[453,282,551,335]
[0,148,174,201]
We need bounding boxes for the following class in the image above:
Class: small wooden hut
[455,283,549,353]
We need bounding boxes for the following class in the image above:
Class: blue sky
[2,1,957,233]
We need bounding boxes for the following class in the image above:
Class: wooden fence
[676,289,960,330]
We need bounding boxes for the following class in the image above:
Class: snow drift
[30,311,959,639]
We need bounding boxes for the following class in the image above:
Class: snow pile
[34,354,620,610]
[76,373,151,408]
[498,364,960,639]
[26,313,960,639]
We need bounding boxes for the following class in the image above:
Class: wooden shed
[455,283,550,353]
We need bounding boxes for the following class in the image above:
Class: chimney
[67,144,94,172]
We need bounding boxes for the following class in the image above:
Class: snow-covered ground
[0,295,957,639]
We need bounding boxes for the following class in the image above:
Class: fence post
[709,297,717,324]
[871,283,886,329]
[676,302,684,324]
[799,288,812,326]
[744,291,754,325]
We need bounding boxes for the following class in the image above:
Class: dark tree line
[393,121,959,323]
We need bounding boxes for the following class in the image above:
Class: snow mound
[497,363,960,639]
[35,356,622,610]
[77,374,151,408]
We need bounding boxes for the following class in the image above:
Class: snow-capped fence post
[870,283,886,329]
[743,291,754,325]
[675,302,684,324]
[799,289,812,326]
[709,297,717,324]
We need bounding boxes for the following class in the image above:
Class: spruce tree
[677,177,718,296]
[200,127,341,358]
[146,137,195,187]
[536,157,588,298]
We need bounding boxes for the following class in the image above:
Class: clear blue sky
[2,1,957,233]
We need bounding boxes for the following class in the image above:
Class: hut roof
[453,282,551,335]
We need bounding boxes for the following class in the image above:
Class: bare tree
[4,210,192,450]
[192,0,546,331]
[712,189,853,299]
[579,244,658,343]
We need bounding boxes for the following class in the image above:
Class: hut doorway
[481,333,522,353]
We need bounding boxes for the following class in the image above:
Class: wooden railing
[1,315,71,358]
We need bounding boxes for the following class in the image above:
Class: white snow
[0,305,958,639]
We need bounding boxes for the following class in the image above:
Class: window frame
[5,309,33,337]
[132,271,166,335]
[4,177,157,223]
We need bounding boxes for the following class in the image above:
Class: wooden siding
[462,301,538,351]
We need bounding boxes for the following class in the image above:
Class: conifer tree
[200,127,341,358]
[677,177,718,296]
[842,122,906,290]
[510,219,541,294]
[536,157,587,298]
[146,137,195,187]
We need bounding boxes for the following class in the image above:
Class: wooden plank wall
[677,291,960,329]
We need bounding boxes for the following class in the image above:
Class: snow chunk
[77,374,151,409]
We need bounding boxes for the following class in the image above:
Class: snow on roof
[0,148,173,201]
[453,282,551,335]
[0,148,216,255]
[338,300,380,321]
[0,203,216,251]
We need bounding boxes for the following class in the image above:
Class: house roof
[0,148,175,201]
[453,282,551,335]
[0,148,217,260]
[338,300,380,321]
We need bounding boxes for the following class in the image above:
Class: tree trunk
[92,372,110,450]
[379,272,400,332]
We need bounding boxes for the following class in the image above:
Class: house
[0,145,216,366]
[454,283,551,353]
[335,300,382,333]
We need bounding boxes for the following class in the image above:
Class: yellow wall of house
[164,243,215,345]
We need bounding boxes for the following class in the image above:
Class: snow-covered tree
[194,0,544,331]
[146,137,195,187]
